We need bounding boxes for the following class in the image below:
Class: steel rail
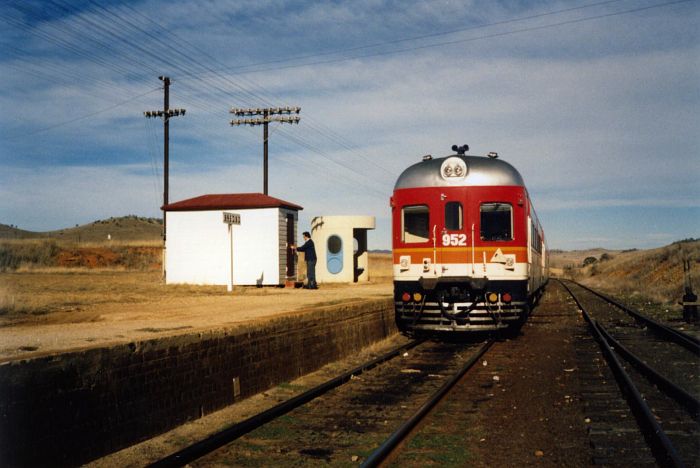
[595,321,700,420]
[559,280,686,468]
[149,339,424,468]
[361,339,494,468]
[571,280,700,355]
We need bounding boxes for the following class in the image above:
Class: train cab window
[402,205,430,243]
[445,202,463,230]
[480,203,512,241]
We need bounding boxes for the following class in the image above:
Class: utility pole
[144,76,186,280]
[230,106,301,195]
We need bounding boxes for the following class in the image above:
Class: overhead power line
[3,0,692,200]
[178,0,630,78]
[5,87,160,139]
[190,0,694,77]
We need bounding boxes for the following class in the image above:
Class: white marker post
[223,212,241,292]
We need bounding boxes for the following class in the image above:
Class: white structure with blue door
[310,215,376,283]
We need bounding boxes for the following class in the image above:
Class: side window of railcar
[531,221,542,253]
[480,203,512,241]
[445,202,463,230]
[402,205,430,243]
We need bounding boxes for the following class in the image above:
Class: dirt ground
[0,273,392,362]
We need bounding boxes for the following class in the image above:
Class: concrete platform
[0,284,395,466]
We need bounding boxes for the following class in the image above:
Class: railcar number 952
[442,233,467,246]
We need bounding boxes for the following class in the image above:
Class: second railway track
[560,279,700,467]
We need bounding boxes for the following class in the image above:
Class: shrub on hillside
[114,247,161,270]
[0,240,60,271]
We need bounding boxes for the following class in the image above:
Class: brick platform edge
[0,298,395,467]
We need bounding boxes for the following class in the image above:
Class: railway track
[560,279,700,467]
[149,338,492,466]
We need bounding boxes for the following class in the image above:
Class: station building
[162,193,302,287]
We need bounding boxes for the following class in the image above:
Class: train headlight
[440,157,468,181]
[487,292,499,304]
[413,292,423,302]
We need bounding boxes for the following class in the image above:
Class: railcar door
[436,188,471,276]
[286,214,296,281]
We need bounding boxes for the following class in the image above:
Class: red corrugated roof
[162,193,303,212]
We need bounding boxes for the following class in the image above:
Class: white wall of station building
[165,207,298,286]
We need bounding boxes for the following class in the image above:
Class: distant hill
[0,223,44,240]
[549,248,621,269]
[0,216,163,243]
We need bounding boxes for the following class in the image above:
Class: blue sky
[1,0,698,250]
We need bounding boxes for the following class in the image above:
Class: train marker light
[402,292,411,302]
[502,292,512,303]
[440,157,468,181]
[487,292,499,303]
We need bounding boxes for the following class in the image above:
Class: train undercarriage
[394,278,544,334]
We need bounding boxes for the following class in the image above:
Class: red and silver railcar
[392,146,548,334]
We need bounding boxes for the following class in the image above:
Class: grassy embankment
[551,239,699,321]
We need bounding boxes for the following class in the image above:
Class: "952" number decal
[442,233,467,246]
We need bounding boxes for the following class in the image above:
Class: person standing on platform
[293,231,318,289]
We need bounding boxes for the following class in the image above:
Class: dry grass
[0,270,252,325]
[0,252,394,326]
[0,240,162,271]
[369,252,393,281]
[0,238,162,248]
[561,240,700,306]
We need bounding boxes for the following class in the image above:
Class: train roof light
[440,157,468,181]
[488,152,499,159]
[422,154,432,161]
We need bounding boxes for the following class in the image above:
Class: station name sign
[223,212,241,225]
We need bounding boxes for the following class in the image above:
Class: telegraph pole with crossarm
[143,76,186,280]
[230,106,300,195]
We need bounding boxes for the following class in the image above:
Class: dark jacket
[296,239,317,262]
